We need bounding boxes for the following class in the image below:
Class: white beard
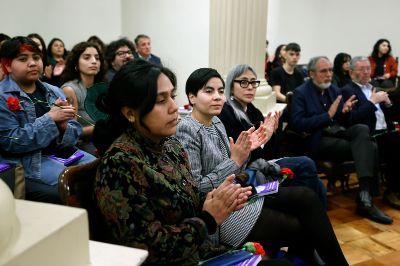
[314,82,331,90]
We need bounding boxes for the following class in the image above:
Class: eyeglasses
[115,50,133,57]
[234,80,261,88]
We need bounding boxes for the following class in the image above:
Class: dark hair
[185,68,224,106]
[271,44,286,66]
[46,37,68,65]
[27,33,48,65]
[93,59,176,155]
[371,38,392,59]
[0,33,11,46]
[60,41,106,84]
[285,42,301,52]
[87,35,106,52]
[105,38,135,67]
[333,52,351,75]
[0,36,42,74]
[134,34,150,46]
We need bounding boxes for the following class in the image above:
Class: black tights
[244,186,348,266]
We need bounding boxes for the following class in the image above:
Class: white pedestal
[0,200,89,266]
[0,200,148,266]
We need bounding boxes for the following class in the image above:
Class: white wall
[121,0,210,105]
[267,0,400,64]
[0,0,122,49]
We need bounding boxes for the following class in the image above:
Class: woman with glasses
[175,67,347,265]
[218,64,326,205]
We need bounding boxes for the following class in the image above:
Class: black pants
[375,131,400,192]
[318,124,378,179]
[25,178,61,204]
[244,186,348,266]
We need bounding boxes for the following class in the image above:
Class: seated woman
[369,39,398,89]
[92,59,299,265]
[175,68,347,265]
[61,42,106,155]
[217,64,326,205]
[0,37,96,204]
[332,52,352,88]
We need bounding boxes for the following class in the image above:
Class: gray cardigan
[176,115,263,247]
[176,116,243,192]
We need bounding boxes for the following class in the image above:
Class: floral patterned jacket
[95,129,226,265]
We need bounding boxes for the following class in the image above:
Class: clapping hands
[202,174,252,225]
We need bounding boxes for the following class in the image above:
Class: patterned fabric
[176,116,263,247]
[95,128,226,265]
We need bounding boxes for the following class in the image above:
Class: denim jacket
[0,76,82,180]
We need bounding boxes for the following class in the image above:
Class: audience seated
[0,37,95,204]
[43,37,68,87]
[332,52,352,88]
[134,34,162,66]
[175,67,347,265]
[342,56,400,209]
[61,42,106,155]
[290,56,392,224]
[92,59,269,265]
[104,38,134,82]
[368,39,398,89]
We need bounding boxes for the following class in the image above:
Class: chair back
[58,159,113,242]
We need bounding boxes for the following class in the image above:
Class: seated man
[291,56,392,224]
[104,38,135,82]
[0,37,95,203]
[342,56,400,209]
[134,34,162,66]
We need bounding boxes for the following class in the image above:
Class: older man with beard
[290,56,392,225]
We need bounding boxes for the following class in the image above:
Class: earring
[129,117,135,123]
[75,66,78,71]
[230,96,235,100]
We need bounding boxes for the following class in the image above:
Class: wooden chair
[58,159,113,243]
[284,91,355,192]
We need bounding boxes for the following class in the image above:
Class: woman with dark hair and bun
[369,38,398,89]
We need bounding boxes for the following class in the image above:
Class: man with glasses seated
[104,38,135,82]
[290,56,392,224]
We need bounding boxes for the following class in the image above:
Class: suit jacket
[291,80,351,156]
[135,53,163,66]
[341,81,395,134]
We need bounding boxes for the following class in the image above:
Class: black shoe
[356,191,393,224]
[383,191,400,210]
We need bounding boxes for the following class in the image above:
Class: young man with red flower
[0,37,96,203]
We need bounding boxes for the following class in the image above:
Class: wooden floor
[326,175,400,265]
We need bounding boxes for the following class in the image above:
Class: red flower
[280,167,294,180]
[253,242,266,256]
[242,242,266,256]
[183,103,190,110]
[7,96,21,112]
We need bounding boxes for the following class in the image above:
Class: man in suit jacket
[291,56,392,224]
[134,34,162,66]
[342,56,400,209]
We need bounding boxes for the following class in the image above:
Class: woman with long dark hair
[369,39,398,89]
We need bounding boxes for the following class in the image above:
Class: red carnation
[253,242,266,256]
[184,103,190,110]
[6,96,21,112]
[280,168,294,180]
